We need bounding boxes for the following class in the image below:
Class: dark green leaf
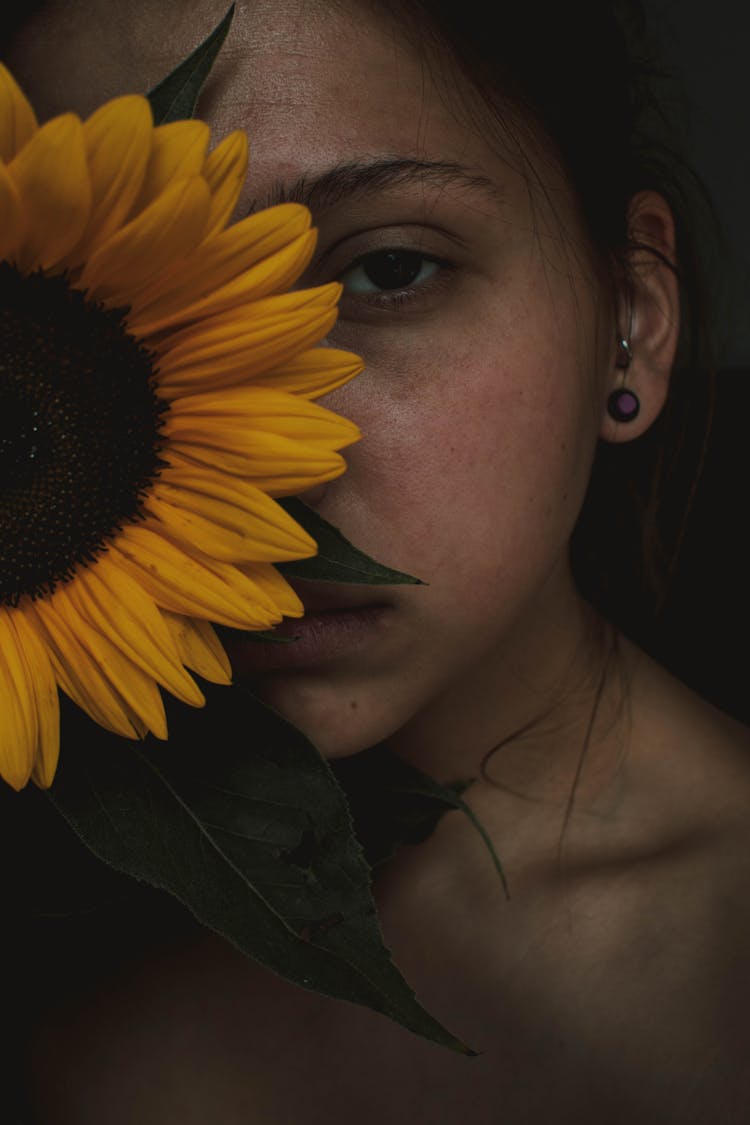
[47,688,473,1054]
[278,498,423,585]
[146,4,235,124]
[334,747,509,897]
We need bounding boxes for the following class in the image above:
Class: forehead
[7,0,459,128]
[5,0,593,265]
[7,0,537,199]
[203,0,454,195]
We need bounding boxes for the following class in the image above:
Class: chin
[243,670,407,760]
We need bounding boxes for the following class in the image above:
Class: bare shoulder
[364,645,750,1123]
[566,641,750,1121]
[599,640,750,966]
[623,639,750,840]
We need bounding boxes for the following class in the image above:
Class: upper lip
[286,577,393,614]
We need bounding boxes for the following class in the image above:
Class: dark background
[649,0,750,368]
[629,0,750,723]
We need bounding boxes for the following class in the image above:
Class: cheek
[326,334,600,608]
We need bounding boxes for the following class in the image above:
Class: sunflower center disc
[0,398,44,486]
[0,263,166,606]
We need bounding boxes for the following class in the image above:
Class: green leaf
[146,4,235,124]
[334,747,509,898]
[278,498,423,585]
[47,688,474,1054]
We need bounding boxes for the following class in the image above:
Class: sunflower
[0,65,363,791]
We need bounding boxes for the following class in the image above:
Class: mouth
[221,579,394,673]
[285,576,394,615]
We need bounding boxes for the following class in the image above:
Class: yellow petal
[132,229,316,338]
[202,129,248,237]
[157,311,340,396]
[168,435,350,495]
[131,120,209,216]
[238,563,304,618]
[156,284,339,362]
[154,307,341,398]
[79,175,210,304]
[8,113,91,271]
[30,597,144,739]
[154,465,316,554]
[144,478,316,563]
[159,454,322,542]
[0,159,25,262]
[0,64,37,162]
[0,607,37,790]
[63,95,153,266]
[162,612,232,685]
[126,203,312,331]
[65,559,205,707]
[256,347,364,401]
[165,386,361,450]
[110,525,281,629]
[49,583,169,740]
[13,603,60,789]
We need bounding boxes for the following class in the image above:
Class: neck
[385,567,625,804]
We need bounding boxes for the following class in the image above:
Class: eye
[340,249,441,295]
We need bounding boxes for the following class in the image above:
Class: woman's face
[8,0,615,762]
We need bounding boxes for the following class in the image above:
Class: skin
[9,0,622,773]
[6,2,750,1122]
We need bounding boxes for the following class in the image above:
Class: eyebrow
[245,157,503,215]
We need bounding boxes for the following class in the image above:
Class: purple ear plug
[607,388,640,422]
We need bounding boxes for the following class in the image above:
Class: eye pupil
[363,249,423,289]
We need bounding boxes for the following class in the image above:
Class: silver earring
[616,296,634,368]
[615,336,633,369]
[608,299,638,420]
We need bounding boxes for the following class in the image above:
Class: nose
[294,482,329,509]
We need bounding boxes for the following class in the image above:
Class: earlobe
[600,190,680,444]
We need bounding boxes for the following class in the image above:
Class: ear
[599,190,680,444]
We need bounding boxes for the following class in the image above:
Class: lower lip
[224,606,390,673]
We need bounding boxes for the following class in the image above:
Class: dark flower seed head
[0,263,167,606]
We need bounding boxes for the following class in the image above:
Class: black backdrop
[642,0,749,722]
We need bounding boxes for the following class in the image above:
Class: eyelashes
[335,247,453,314]
[340,248,439,293]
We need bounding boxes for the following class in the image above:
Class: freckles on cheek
[362,357,504,486]
[338,392,465,564]
[389,398,501,558]
[409,373,580,570]
[343,334,584,568]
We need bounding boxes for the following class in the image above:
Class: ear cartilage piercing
[607,388,640,423]
[616,336,633,369]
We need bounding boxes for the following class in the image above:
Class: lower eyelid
[334,262,456,325]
